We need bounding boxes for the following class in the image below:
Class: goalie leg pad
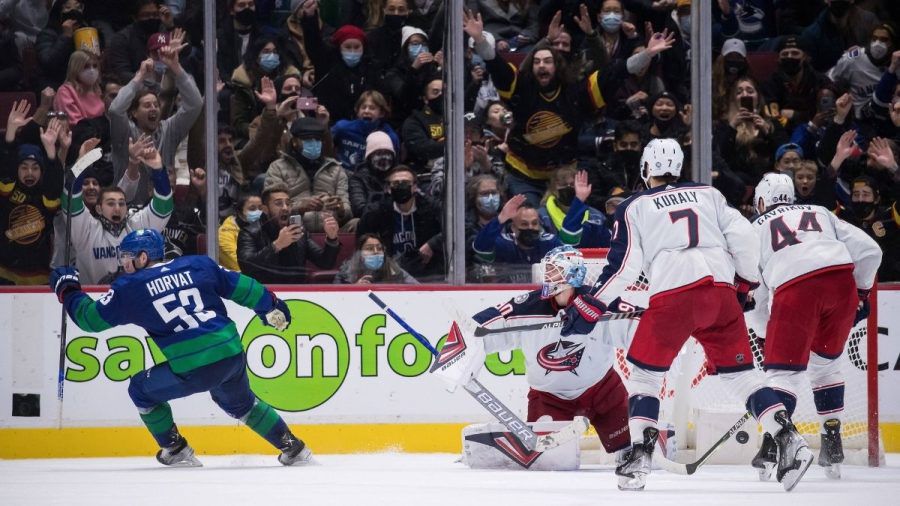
[462,421,580,470]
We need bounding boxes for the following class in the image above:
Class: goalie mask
[540,245,587,299]
[640,138,684,185]
[754,172,795,212]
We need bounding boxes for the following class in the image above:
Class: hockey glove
[735,276,759,312]
[854,289,871,325]
[50,267,81,303]
[260,293,291,331]
[561,294,607,337]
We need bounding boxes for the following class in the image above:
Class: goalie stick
[367,291,588,453]
[56,147,103,428]
[472,309,645,337]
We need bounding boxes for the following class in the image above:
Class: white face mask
[79,68,99,85]
[869,40,888,60]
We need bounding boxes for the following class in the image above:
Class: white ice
[2,453,899,506]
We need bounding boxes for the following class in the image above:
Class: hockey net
[532,248,883,466]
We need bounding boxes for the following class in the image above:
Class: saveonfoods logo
[64,299,526,412]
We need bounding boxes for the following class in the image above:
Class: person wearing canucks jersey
[49,229,311,467]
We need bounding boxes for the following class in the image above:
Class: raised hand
[159,38,185,72]
[868,137,898,170]
[680,103,693,126]
[546,10,563,43]
[300,0,319,18]
[462,9,484,43]
[255,76,277,108]
[160,4,174,28]
[137,144,163,170]
[498,194,527,223]
[5,100,33,138]
[190,167,207,192]
[128,134,154,164]
[834,93,852,123]
[135,58,155,83]
[622,21,637,39]
[412,51,435,69]
[40,117,63,158]
[834,129,858,162]
[58,122,72,153]
[574,170,592,202]
[646,28,676,55]
[573,4,594,35]
[79,137,102,158]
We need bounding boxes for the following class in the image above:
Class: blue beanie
[775,143,804,162]
[16,144,46,169]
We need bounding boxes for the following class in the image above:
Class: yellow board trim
[2,422,899,459]
[0,423,467,459]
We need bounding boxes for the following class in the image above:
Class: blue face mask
[341,50,363,67]
[154,61,167,75]
[245,209,263,223]
[600,13,623,33]
[301,139,322,160]
[259,53,280,72]
[363,253,384,270]
[477,194,500,214]
[408,43,427,60]
[471,54,485,68]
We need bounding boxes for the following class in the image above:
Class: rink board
[1,285,899,458]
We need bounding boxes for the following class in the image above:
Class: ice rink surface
[2,452,899,506]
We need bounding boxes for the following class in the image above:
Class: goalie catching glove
[258,292,291,331]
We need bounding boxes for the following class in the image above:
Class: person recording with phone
[237,184,339,284]
[264,117,354,233]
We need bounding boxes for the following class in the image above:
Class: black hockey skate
[818,418,844,480]
[616,427,658,491]
[156,435,202,467]
[773,410,813,492]
[751,432,777,481]
[277,431,313,466]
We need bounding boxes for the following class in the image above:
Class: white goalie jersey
[470,288,639,400]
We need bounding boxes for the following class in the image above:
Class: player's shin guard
[241,398,291,449]
[624,366,664,441]
[137,402,177,448]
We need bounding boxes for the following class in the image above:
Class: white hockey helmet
[640,138,684,185]
[754,172,795,211]
[540,245,587,299]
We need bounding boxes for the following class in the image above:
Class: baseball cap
[722,38,747,58]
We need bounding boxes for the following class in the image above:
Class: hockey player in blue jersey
[49,229,311,467]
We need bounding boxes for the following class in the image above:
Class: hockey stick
[654,411,752,475]
[367,291,588,453]
[56,147,103,428]
[472,309,645,337]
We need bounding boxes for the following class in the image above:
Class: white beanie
[365,131,395,158]
[401,26,428,48]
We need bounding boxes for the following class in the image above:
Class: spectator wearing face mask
[712,38,750,121]
[54,50,105,127]
[861,50,900,140]
[834,176,899,281]
[800,0,881,72]
[383,26,442,125]
[299,1,375,122]
[402,76,445,175]
[35,0,102,91]
[828,23,898,120]
[763,36,829,131]
[357,165,444,280]
[641,91,690,144]
[264,117,353,233]
[217,0,266,79]
[594,120,644,195]
[230,36,301,141]
[538,168,610,248]
[331,91,400,173]
[349,131,398,217]
[105,0,173,84]
[465,174,502,262]
[334,233,419,284]
[473,194,562,282]
[218,191,263,271]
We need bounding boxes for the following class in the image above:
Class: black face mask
[137,18,161,34]
[828,0,852,18]
[654,115,679,132]
[384,14,407,30]
[234,8,256,26]
[427,97,443,115]
[724,60,747,76]
[390,182,414,204]
[614,150,641,170]
[779,58,802,76]
[556,186,575,206]
[517,228,540,247]
[851,201,876,219]
[61,10,85,25]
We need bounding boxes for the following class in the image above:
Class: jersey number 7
[669,209,699,248]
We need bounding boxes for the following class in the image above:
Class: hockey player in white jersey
[459,246,639,461]
[748,173,882,480]
[560,139,812,491]
[62,144,173,284]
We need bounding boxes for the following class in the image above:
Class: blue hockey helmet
[540,245,587,299]
[119,229,165,264]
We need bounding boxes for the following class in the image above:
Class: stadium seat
[746,52,778,83]
[305,232,356,283]
[0,91,38,137]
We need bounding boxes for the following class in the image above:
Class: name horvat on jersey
[146,271,196,297]
[753,204,815,225]
[652,190,699,210]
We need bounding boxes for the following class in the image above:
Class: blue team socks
[813,383,845,431]
[628,395,661,443]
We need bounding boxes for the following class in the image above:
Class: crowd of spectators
[0,0,897,287]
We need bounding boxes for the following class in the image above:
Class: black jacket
[348,166,387,218]
[401,108,445,173]
[237,218,339,284]
[356,193,443,278]
[105,23,157,84]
